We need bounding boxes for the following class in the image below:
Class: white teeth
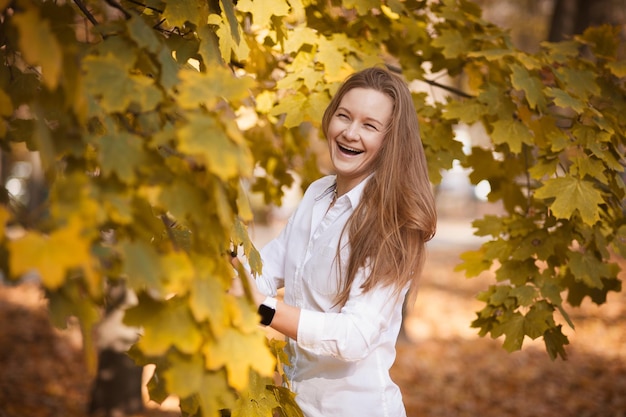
[338,143,363,154]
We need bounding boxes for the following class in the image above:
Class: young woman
[239,66,436,417]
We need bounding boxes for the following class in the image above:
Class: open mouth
[337,143,364,156]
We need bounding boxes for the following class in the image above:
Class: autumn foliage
[0,0,624,416]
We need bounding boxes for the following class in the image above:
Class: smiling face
[326,87,393,194]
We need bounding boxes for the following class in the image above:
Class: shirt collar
[314,174,373,208]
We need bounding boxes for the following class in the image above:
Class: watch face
[258,304,276,326]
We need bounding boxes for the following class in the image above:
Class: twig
[104,0,132,19]
[386,63,474,99]
[73,0,99,27]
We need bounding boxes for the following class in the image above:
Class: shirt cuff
[297,308,325,349]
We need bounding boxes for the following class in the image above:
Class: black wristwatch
[258,297,277,326]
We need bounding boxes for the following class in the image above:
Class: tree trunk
[548,0,626,41]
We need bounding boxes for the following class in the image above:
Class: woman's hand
[229,255,265,308]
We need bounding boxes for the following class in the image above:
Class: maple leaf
[607,60,626,78]
[177,113,252,181]
[83,54,162,112]
[545,87,586,113]
[124,296,203,356]
[163,0,208,28]
[342,0,380,15]
[534,177,603,224]
[9,218,95,289]
[12,7,62,89]
[509,63,547,110]
[237,0,290,28]
[203,328,276,391]
[490,118,534,154]
[96,131,146,184]
[189,274,230,337]
[432,28,471,58]
[554,66,600,100]
[568,250,609,289]
[491,312,525,352]
[208,13,250,62]
[177,68,255,110]
[120,240,164,292]
[443,99,486,124]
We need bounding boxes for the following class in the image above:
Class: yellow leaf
[163,0,208,29]
[12,7,62,90]
[0,206,9,241]
[128,297,204,356]
[0,89,13,117]
[162,252,195,295]
[607,60,626,78]
[203,328,275,391]
[237,182,254,222]
[283,26,318,54]
[177,114,252,180]
[208,13,250,63]
[534,177,603,224]
[9,218,94,289]
[177,67,255,110]
[237,0,291,28]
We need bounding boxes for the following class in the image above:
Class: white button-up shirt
[257,175,408,417]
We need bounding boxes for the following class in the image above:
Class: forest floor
[1,218,625,417]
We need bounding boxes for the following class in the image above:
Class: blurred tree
[548,0,626,41]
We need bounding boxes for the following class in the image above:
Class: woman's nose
[344,123,359,140]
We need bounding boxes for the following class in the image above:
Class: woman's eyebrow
[337,107,385,127]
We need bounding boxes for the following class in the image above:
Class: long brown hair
[321,66,437,307]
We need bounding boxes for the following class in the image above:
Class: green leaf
[490,118,534,153]
[125,295,203,356]
[443,99,486,124]
[95,131,146,183]
[509,63,547,110]
[491,312,525,352]
[545,87,586,113]
[432,28,471,58]
[554,67,600,100]
[128,15,161,53]
[121,240,164,292]
[568,250,609,289]
[524,301,554,339]
[83,54,162,112]
[510,285,537,306]
[177,114,253,180]
[534,176,603,224]
[543,325,569,360]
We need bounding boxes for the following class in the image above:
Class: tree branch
[73,0,99,27]
[420,77,474,99]
[104,0,132,20]
[386,63,474,99]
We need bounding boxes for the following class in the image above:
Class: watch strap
[258,296,277,326]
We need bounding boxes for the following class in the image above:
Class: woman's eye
[365,123,378,130]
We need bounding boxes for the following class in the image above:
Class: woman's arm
[231,256,300,340]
